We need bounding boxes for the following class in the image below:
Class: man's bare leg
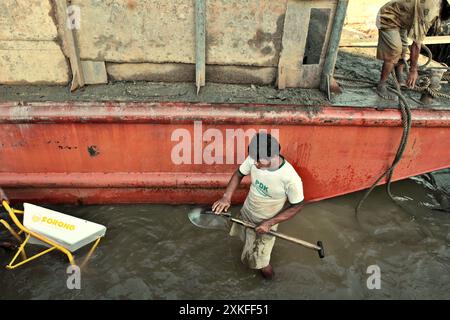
[377,60,398,100]
[395,59,406,87]
[260,264,274,280]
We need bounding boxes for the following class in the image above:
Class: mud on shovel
[188,207,325,259]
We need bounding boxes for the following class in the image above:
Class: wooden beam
[53,0,85,91]
[320,0,348,95]
[277,0,310,90]
[195,0,206,94]
[340,36,450,48]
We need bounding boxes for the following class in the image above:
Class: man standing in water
[212,133,304,279]
[376,0,449,100]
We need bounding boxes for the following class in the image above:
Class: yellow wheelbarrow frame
[1,200,102,270]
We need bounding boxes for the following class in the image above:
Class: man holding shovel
[212,133,304,279]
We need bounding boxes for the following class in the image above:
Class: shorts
[377,28,409,63]
[229,213,278,270]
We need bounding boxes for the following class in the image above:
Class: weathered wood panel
[0,41,69,85]
[0,0,57,41]
[72,0,287,66]
[278,0,337,88]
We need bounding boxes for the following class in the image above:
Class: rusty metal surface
[0,101,449,204]
[5,188,251,206]
[1,102,450,127]
[0,172,250,188]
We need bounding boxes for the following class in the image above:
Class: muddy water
[0,171,449,300]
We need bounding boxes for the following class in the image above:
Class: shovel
[188,207,325,259]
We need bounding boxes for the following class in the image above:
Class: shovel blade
[188,207,230,230]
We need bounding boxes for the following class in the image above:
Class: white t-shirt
[238,156,304,224]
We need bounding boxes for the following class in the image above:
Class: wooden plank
[278,0,337,89]
[0,40,69,84]
[53,0,85,91]
[81,61,108,85]
[106,63,277,84]
[278,0,310,89]
[340,36,450,47]
[195,0,206,94]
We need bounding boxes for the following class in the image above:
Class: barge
[0,0,449,204]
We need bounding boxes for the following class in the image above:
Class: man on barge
[376,0,450,100]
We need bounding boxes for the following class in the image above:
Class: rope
[426,86,450,99]
[336,72,450,100]
[354,72,412,217]
[335,72,413,218]
[401,75,450,99]
[336,44,449,221]
[333,45,450,236]
[443,72,450,82]
[419,44,433,70]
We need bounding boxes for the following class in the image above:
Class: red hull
[1,102,449,204]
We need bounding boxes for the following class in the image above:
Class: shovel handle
[231,217,321,250]
[203,210,325,258]
[203,210,231,218]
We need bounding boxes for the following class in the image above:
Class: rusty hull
[0,101,449,205]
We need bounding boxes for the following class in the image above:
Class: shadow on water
[0,170,449,300]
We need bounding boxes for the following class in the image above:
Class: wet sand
[1,51,449,110]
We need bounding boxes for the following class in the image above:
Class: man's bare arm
[255,202,304,234]
[212,170,244,214]
[407,41,421,88]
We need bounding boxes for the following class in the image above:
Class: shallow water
[0,170,449,300]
